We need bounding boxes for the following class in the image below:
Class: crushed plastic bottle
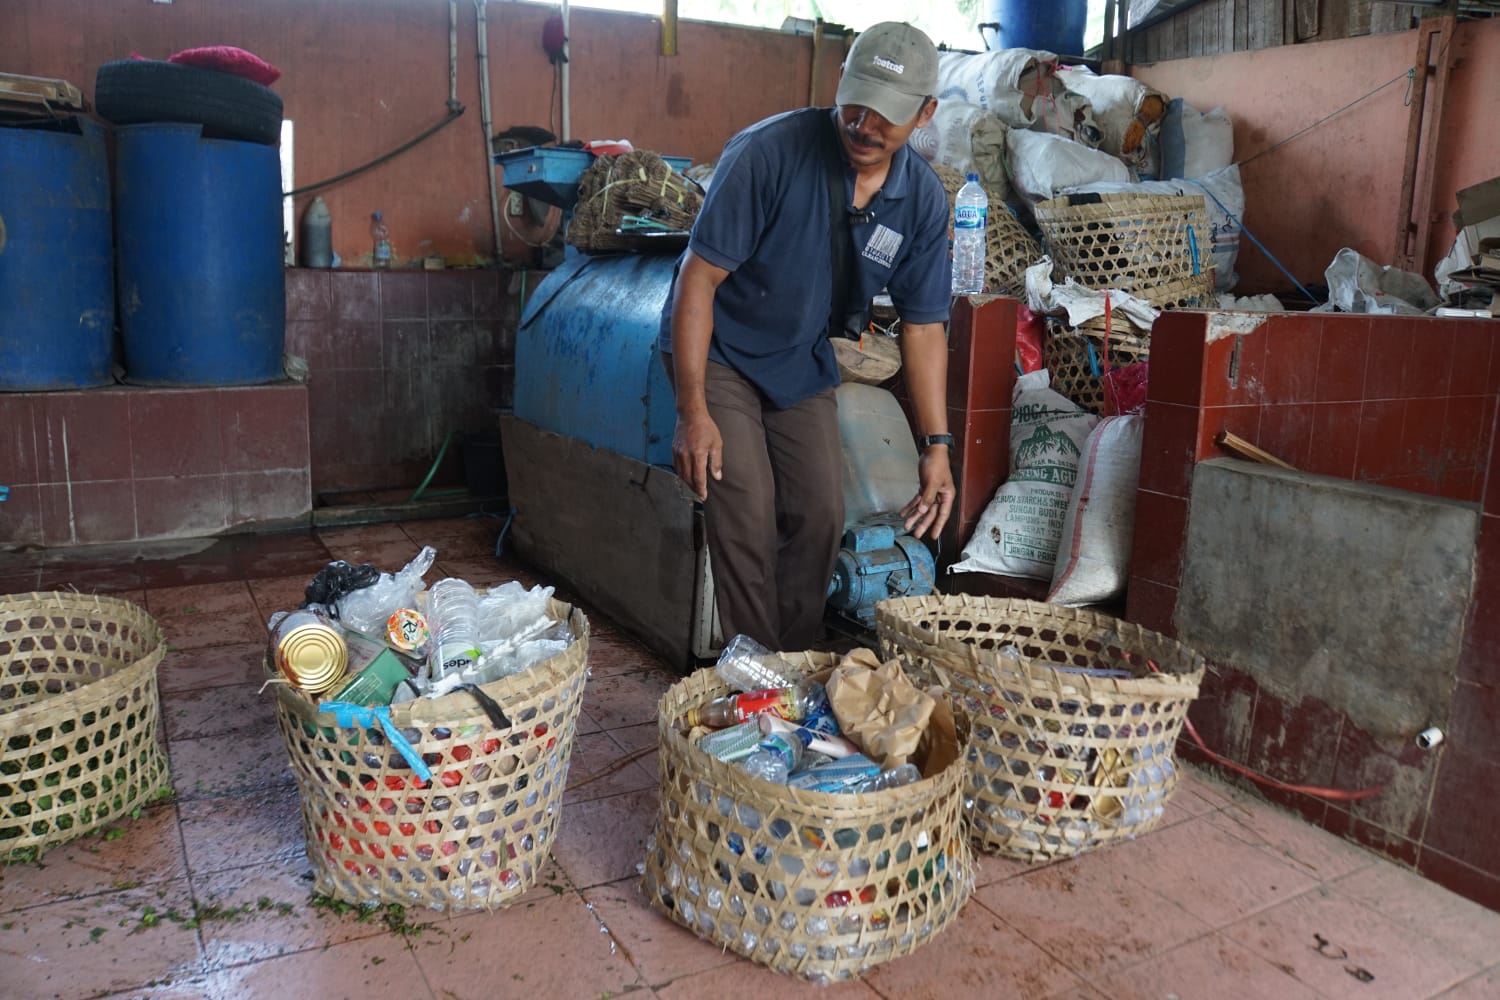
[714,634,800,693]
[686,678,829,729]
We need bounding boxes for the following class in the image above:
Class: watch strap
[918,433,955,450]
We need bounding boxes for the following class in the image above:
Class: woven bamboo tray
[933,162,1042,296]
[642,651,974,983]
[1034,192,1208,298]
[1044,321,1151,417]
[1,592,170,859]
[875,596,1204,861]
[271,599,590,911]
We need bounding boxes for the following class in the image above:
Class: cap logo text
[872,56,905,74]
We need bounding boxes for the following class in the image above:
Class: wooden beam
[1392,15,1457,273]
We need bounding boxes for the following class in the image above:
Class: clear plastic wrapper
[335,545,437,635]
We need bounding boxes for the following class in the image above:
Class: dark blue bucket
[986,0,1088,55]
[0,118,115,391]
[114,123,285,386]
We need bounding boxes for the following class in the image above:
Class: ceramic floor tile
[564,731,657,805]
[1103,931,1323,1000]
[1232,884,1482,999]
[157,642,269,693]
[1101,815,1321,926]
[1,801,187,910]
[973,849,1211,981]
[0,878,202,1000]
[653,958,883,997]
[145,581,265,649]
[408,889,643,997]
[431,557,514,591]
[862,897,1091,1000]
[401,516,503,559]
[194,933,432,999]
[1203,798,1377,883]
[581,669,676,731]
[163,681,278,742]
[1333,862,1500,969]
[971,849,1044,888]
[551,787,660,890]
[316,524,424,568]
[192,861,392,969]
[178,784,306,879]
[1433,965,1500,999]
[168,729,295,801]
[580,875,738,988]
[246,574,316,621]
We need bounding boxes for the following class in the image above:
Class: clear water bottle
[852,762,923,792]
[371,210,392,269]
[951,173,987,295]
[740,730,812,783]
[714,634,799,693]
[428,578,481,679]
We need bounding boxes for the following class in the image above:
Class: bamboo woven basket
[1044,320,1151,417]
[1,593,170,859]
[271,599,590,911]
[642,651,974,983]
[933,162,1042,296]
[875,596,1204,861]
[1034,192,1208,298]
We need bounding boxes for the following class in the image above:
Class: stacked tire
[94,59,283,145]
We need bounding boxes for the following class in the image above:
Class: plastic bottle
[371,210,392,269]
[951,173,987,295]
[685,678,828,729]
[300,196,333,268]
[427,578,482,679]
[739,730,812,783]
[714,634,799,693]
[852,762,923,792]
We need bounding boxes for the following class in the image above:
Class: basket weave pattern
[933,163,1041,296]
[1034,193,1208,298]
[642,652,974,982]
[272,602,590,911]
[1044,322,1150,416]
[1,593,170,858]
[876,596,1204,861]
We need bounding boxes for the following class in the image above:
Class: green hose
[409,430,467,503]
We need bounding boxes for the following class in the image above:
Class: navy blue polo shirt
[658,107,952,410]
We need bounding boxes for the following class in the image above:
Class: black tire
[94,60,283,145]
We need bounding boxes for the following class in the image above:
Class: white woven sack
[1047,415,1145,607]
[936,49,1057,128]
[908,101,1011,201]
[951,370,1100,580]
[1053,66,1163,166]
[1008,129,1130,203]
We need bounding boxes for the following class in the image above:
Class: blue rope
[1186,178,1322,306]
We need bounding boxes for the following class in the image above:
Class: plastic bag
[1016,305,1045,373]
[1008,129,1130,203]
[334,545,437,635]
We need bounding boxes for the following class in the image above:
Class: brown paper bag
[826,649,935,769]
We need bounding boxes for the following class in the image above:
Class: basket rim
[0,591,167,729]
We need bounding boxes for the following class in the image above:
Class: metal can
[271,609,349,694]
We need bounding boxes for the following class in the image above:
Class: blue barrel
[986,0,1087,55]
[515,252,677,466]
[115,123,285,386]
[0,118,114,390]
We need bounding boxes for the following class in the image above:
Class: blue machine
[0,118,114,391]
[827,515,937,628]
[114,123,285,386]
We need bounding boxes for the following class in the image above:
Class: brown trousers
[702,361,844,652]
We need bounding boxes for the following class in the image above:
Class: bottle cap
[966,172,979,182]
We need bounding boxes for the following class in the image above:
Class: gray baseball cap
[835,22,939,126]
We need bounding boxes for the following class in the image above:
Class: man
[659,21,955,652]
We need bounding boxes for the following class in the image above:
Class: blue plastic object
[495,147,694,210]
[987,0,1087,55]
[0,119,114,391]
[114,123,285,386]
[317,702,433,782]
[515,252,677,466]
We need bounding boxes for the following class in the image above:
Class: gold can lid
[277,623,349,694]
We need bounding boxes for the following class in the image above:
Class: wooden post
[1392,15,1456,274]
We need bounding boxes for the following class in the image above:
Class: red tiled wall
[0,385,310,547]
[285,269,520,495]
[1128,309,1500,911]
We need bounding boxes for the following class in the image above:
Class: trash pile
[266,545,575,715]
[683,636,956,795]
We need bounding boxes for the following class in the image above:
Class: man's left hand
[900,448,955,541]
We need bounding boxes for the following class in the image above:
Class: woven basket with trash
[642,638,974,983]
[1,592,171,860]
[877,596,1204,861]
[264,546,590,911]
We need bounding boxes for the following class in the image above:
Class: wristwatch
[918,433,955,450]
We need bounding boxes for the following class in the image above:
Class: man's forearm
[900,321,950,441]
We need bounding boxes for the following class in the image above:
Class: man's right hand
[673,410,723,501]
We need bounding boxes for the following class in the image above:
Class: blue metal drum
[515,252,677,466]
[114,123,285,386]
[0,118,115,391]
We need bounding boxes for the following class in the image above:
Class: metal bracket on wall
[1392,14,1457,275]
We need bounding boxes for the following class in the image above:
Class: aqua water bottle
[951,173,987,295]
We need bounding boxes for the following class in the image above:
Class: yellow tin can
[273,611,349,694]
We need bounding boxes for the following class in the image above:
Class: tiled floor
[3,516,1498,999]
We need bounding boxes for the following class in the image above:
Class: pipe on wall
[476,0,504,261]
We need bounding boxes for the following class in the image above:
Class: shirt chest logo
[860,224,904,268]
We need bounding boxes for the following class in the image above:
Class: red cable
[1147,661,1386,803]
